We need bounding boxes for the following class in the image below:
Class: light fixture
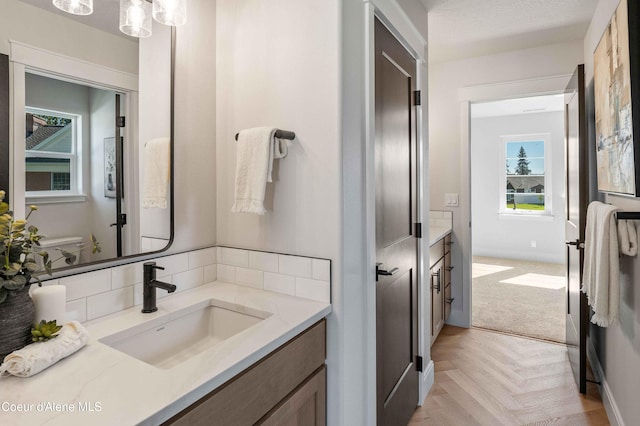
[152,0,187,27]
[119,0,153,38]
[52,0,93,16]
[53,0,187,39]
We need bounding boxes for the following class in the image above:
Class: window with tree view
[505,140,546,212]
[25,109,78,194]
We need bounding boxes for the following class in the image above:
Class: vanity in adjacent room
[429,211,453,344]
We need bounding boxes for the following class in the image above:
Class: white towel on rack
[231,127,285,215]
[617,219,638,256]
[582,201,620,327]
[142,137,170,209]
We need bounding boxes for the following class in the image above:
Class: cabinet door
[258,366,326,426]
[431,259,444,341]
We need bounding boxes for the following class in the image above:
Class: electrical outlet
[531,240,537,248]
[445,193,459,207]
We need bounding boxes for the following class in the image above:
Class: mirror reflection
[2,0,173,271]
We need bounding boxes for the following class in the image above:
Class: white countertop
[0,282,331,425]
[429,225,452,246]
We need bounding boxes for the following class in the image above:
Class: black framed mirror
[1,0,174,275]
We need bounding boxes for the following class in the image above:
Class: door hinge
[120,213,127,226]
[414,222,422,238]
[117,116,126,128]
[416,355,423,372]
[414,90,421,106]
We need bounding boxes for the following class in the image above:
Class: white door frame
[363,0,431,418]
[454,74,573,328]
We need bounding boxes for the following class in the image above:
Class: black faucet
[142,262,177,313]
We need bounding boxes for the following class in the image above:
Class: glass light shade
[52,0,93,15]
[153,0,187,26]
[119,0,153,38]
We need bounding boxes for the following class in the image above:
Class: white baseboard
[418,359,435,405]
[587,339,625,426]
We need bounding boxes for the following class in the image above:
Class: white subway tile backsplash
[295,278,330,303]
[61,270,112,301]
[217,264,236,283]
[249,251,279,272]
[264,272,295,296]
[55,246,331,323]
[312,259,330,281]
[279,255,312,278]
[155,253,189,278]
[174,268,204,292]
[66,299,87,323]
[221,248,249,267]
[189,248,217,269]
[87,287,134,320]
[203,264,217,283]
[235,267,264,289]
[111,262,144,289]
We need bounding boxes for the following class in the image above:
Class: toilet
[37,236,84,269]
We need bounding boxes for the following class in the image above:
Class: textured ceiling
[423,0,599,63]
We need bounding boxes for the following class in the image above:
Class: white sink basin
[99,299,271,369]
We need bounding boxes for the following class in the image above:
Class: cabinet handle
[431,270,441,293]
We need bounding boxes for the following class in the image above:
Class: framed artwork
[104,137,116,198]
[594,0,640,196]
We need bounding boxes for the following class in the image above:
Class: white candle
[31,285,67,325]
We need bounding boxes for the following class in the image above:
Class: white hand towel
[232,127,285,215]
[0,321,89,378]
[582,201,620,327]
[617,219,638,256]
[142,137,171,209]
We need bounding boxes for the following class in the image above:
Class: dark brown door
[565,64,588,394]
[374,18,419,426]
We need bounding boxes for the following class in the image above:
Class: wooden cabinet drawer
[165,320,326,426]
[444,251,452,286]
[258,365,326,425]
[444,234,452,254]
[429,238,444,268]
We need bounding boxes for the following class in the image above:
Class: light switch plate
[445,193,459,207]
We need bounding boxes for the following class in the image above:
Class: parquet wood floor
[409,326,609,426]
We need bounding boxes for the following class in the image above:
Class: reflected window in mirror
[25,108,79,195]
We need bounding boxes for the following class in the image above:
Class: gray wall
[584,0,640,424]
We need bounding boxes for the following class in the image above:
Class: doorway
[470,94,567,342]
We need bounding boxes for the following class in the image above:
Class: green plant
[0,190,101,304]
[31,320,63,342]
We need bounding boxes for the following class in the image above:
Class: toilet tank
[37,236,85,268]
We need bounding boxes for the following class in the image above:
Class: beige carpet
[472,256,566,343]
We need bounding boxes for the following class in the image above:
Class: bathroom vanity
[429,211,453,344]
[0,281,331,425]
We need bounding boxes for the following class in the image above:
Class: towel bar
[616,212,640,220]
[234,129,296,141]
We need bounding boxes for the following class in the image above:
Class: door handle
[376,263,399,281]
[565,239,584,250]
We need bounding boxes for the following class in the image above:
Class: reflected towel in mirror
[142,137,170,209]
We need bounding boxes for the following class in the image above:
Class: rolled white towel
[0,321,89,378]
[617,219,638,257]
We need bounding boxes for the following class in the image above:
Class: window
[25,108,81,196]
[500,135,550,216]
